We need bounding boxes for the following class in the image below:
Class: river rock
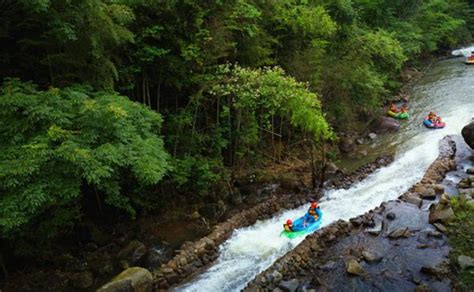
[458,255,474,270]
[371,117,400,134]
[388,227,411,239]
[467,168,474,175]
[278,279,300,292]
[339,137,356,153]
[432,223,447,233]
[420,188,436,200]
[420,261,450,278]
[414,284,432,292]
[438,193,450,206]
[467,199,474,208]
[458,178,471,189]
[345,259,368,276]
[403,193,422,207]
[432,184,445,195]
[426,229,442,238]
[117,240,147,267]
[461,121,474,149]
[326,162,339,173]
[362,251,382,263]
[319,261,337,270]
[143,247,169,269]
[428,204,454,224]
[270,270,283,283]
[368,132,377,140]
[386,212,396,220]
[367,221,382,236]
[97,267,152,292]
[190,211,201,220]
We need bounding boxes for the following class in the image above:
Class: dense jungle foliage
[0,0,473,258]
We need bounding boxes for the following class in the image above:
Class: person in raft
[283,219,294,232]
[389,102,399,113]
[303,202,320,226]
[427,111,438,123]
[400,103,408,113]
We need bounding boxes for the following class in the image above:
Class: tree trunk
[156,82,161,112]
[319,142,327,188]
[142,72,146,105]
[310,139,317,189]
[216,96,220,125]
[47,53,55,86]
[0,251,7,278]
[271,114,275,162]
[146,79,151,108]
[94,187,103,216]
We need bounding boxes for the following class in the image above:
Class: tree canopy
[0,79,169,243]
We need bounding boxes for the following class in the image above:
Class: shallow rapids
[177,54,474,292]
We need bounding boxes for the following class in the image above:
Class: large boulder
[371,117,400,134]
[458,255,474,270]
[339,137,356,153]
[117,240,147,268]
[461,121,474,149]
[199,201,226,219]
[429,204,454,224]
[345,259,368,276]
[97,267,152,292]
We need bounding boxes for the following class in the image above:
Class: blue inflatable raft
[280,209,323,239]
[423,118,445,129]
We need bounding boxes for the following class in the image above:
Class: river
[176,53,474,292]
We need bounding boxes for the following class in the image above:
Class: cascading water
[177,54,474,292]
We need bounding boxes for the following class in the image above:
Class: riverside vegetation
[0,0,473,288]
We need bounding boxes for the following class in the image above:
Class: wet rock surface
[97,267,152,292]
[245,136,457,292]
[371,116,401,134]
[461,121,474,149]
[457,255,474,270]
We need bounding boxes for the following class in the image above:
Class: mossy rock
[97,267,152,292]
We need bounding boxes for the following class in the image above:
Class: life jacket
[308,207,319,219]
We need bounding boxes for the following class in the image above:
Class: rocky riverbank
[95,155,394,291]
[245,135,459,291]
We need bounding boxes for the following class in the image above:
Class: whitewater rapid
[177,55,474,292]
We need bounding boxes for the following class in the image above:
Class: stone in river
[362,250,383,263]
[345,259,368,276]
[388,227,411,239]
[458,255,474,270]
[386,212,396,220]
[429,205,454,224]
[461,121,474,149]
[278,279,300,292]
[433,223,447,233]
